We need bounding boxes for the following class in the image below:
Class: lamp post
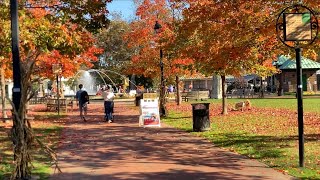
[276,4,318,167]
[10,0,22,116]
[10,0,57,115]
[52,64,62,115]
[154,21,167,117]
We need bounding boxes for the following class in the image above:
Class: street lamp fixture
[154,21,162,33]
[154,21,167,117]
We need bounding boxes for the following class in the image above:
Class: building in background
[273,55,320,93]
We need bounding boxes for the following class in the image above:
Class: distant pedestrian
[75,84,89,122]
[169,85,174,93]
[98,85,115,123]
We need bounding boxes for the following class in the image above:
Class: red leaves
[125,0,194,78]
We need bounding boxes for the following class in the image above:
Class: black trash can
[277,88,283,96]
[192,103,210,132]
[135,93,143,106]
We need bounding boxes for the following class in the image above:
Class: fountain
[66,69,138,96]
[77,71,98,95]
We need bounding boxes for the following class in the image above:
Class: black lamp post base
[159,106,168,117]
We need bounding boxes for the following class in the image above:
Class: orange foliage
[175,0,301,77]
[125,0,193,79]
[0,0,107,81]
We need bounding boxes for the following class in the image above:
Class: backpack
[80,91,89,103]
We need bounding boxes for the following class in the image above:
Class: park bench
[244,88,254,98]
[46,98,73,113]
[165,92,176,102]
[29,96,46,104]
[227,88,255,98]
[181,91,209,102]
[226,89,237,98]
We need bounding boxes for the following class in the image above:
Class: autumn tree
[125,0,193,115]
[127,0,320,115]
[0,0,111,179]
[0,2,11,120]
[173,0,320,114]
[24,0,112,33]
[163,0,192,105]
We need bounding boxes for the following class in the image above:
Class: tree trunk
[277,73,283,96]
[11,110,33,180]
[221,75,228,115]
[211,75,222,99]
[11,61,34,180]
[260,77,264,98]
[130,74,136,90]
[175,76,181,105]
[1,68,8,119]
[159,78,168,117]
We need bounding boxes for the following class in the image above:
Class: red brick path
[50,101,294,180]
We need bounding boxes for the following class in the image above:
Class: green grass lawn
[0,116,62,180]
[206,98,320,113]
[164,98,320,179]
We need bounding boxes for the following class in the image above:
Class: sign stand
[139,98,161,127]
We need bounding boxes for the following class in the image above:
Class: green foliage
[0,1,12,58]
[21,0,113,33]
[95,20,133,70]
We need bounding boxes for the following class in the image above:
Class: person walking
[102,85,115,123]
[75,84,89,122]
[96,85,115,122]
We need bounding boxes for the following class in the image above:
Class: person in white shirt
[99,85,115,123]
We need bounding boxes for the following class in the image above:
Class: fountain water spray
[69,69,138,95]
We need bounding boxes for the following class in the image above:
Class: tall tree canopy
[25,0,113,33]
[125,0,195,112]
[96,20,132,69]
[94,20,133,84]
[125,0,193,80]
[175,0,320,76]
[172,0,320,114]
[0,0,112,179]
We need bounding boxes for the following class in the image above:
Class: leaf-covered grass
[0,126,12,179]
[32,125,63,179]
[205,98,320,113]
[0,117,62,180]
[164,98,320,179]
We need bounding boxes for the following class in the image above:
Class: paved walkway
[50,102,295,180]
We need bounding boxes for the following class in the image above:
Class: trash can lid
[191,103,210,106]
[191,103,210,109]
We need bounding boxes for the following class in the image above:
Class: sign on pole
[284,13,311,41]
[276,4,318,168]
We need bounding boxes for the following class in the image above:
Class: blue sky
[107,0,136,21]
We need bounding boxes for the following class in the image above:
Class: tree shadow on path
[49,102,293,180]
